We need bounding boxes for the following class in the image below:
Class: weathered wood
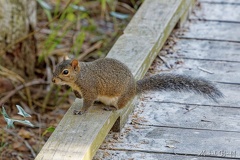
[179,20,240,42]
[176,0,195,28]
[35,0,194,159]
[199,0,240,4]
[131,101,240,132]
[190,2,240,22]
[156,58,240,84]
[36,99,121,160]
[143,83,240,108]
[108,0,194,78]
[98,126,240,159]
[95,1,240,159]
[108,0,193,131]
[170,39,240,62]
[94,150,234,160]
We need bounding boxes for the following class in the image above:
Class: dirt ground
[0,1,141,159]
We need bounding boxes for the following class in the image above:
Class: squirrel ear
[71,59,80,71]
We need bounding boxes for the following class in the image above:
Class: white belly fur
[97,95,119,107]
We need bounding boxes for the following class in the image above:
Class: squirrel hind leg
[117,88,136,109]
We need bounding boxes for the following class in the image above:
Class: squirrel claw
[103,106,117,111]
[73,110,85,115]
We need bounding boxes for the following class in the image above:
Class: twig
[0,65,25,83]
[42,84,54,113]
[183,105,198,114]
[0,79,49,106]
[0,65,33,108]
[38,28,74,38]
[158,55,172,69]
[197,67,214,74]
[3,128,37,158]
[50,48,70,56]
[78,41,103,60]
[117,2,136,13]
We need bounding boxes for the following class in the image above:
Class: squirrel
[52,58,223,115]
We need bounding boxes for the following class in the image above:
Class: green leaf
[42,126,55,136]
[110,11,129,19]
[66,13,76,22]
[37,0,53,21]
[1,105,34,128]
[37,0,52,10]
[4,118,15,128]
[1,106,10,118]
[13,119,34,128]
[16,105,31,118]
[43,9,53,21]
[71,32,85,55]
[46,126,55,133]
[2,106,15,128]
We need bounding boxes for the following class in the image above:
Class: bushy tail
[136,74,223,102]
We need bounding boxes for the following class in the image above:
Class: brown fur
[52,58,223,115]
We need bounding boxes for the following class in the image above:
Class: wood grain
[191,2,240,22]
[170,39,240,62]
[35,0,194,159]
[99,125,240,159]
[95,150,234,160]
[199,0,240,4]
[95,1,240,159]
[179,20,240,42]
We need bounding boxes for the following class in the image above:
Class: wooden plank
[190,2,240,22]
[132,101,240,132]
[178,20,240,42]
[35,99,120,160]
[35,0,194,160]
[94,150,235,160]
[108,0,194,79]
[98,126,240,159]
[143,83,240,108]
[95,1,240,159]
[170,39,240,62]
[176,0,195,28]
[107,0,194,129]
[199,0,240,4]
[154,58,240,84]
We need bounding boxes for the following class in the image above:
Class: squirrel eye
[62,69,69,75]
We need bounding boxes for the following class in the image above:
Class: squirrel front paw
[73,109,85,115]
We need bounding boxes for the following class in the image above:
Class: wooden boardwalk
[35,1,194,160]
[94,0,240,159]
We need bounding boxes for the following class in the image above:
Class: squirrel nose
[52,78,56,83]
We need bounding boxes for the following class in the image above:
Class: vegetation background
[0,0,142,159]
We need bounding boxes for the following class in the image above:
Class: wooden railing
[35,0,194,159]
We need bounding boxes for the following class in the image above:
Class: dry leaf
[18,129,32,139]
[13,142,28,152]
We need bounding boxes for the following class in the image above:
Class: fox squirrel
[52,58,223,115]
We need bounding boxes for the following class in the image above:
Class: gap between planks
[199,0,240,5]
[98,148,240,160]
[35,0,195,160]
[97,126,240,159]
[142,100,240,109]
[95,149,235,160]
[178,37,240,44]
[131,123,240,134]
